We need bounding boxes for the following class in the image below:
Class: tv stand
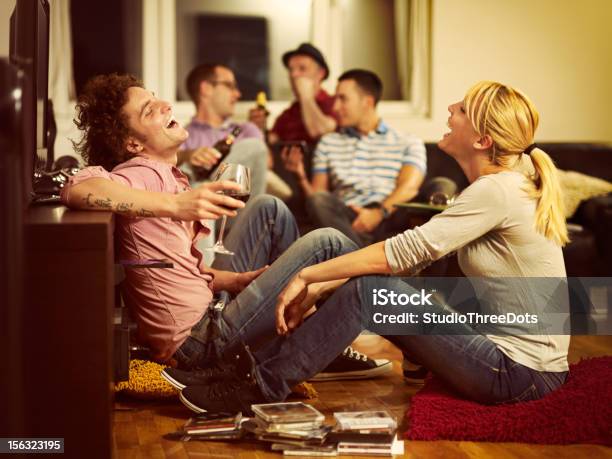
[30,194,61,204]
[24,204,114,458]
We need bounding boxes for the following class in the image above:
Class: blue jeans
[253,275,568,405]
[174,194,359,368]
[305,178,459,248]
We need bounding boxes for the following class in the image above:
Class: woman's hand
[276,272,311,335]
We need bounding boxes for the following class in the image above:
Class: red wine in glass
[206,164,251,255]
[224,190,250,203]
[217,190,250,211]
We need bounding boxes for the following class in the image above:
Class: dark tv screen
[35,0,49,156]
[9,0,51,192]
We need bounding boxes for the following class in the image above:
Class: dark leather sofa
[423,142,612,276]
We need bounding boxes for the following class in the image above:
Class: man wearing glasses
[178,63,269,197]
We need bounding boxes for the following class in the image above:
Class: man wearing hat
[258,43,340,226]
[267,43,339,147]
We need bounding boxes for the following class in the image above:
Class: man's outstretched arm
[63,177,245,221]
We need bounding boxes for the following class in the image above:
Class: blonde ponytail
[527,148,569,246]
[464,81,569,246]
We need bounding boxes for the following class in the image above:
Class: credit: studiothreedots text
[359,277,611,336]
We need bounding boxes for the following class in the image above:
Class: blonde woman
[178,81,571,414]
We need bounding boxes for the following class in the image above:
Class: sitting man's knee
[247,194,295,222]
[248,194,281,210]
[304,227,358,250]
[230,138,268,164]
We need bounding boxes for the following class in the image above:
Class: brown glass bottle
[193,126,242,181]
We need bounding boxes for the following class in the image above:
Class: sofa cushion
[558,170,612,218]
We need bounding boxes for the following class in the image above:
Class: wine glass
[206,163,251,256]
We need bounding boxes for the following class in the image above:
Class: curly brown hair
[72,73,143,171]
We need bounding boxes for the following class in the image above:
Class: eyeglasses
[210,80,240,91]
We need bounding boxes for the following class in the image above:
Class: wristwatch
[364,202,390,219]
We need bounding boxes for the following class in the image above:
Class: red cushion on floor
[405,357,612,444]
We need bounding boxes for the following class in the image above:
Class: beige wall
[0,0,17,57]
[394,0,612,142]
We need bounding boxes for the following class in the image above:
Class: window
[70,0,142,96]
[311,0,431,112]
[145,0,431,117]
[178,13,269,101]
[175,0,311,101]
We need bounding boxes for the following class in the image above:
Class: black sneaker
[180,378,267,416]
[309,346,393,381]
[161,364,234,390]
[402,359,428,384]
[179,344,266,415]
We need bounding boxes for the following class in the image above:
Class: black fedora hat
[282,43,329,80]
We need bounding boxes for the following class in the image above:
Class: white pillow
[557,170,612,218]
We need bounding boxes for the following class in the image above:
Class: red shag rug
[405,357,612,444]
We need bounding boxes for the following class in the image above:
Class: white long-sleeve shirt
[384,171,569,372]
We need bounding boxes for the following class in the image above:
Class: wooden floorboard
[113,335,612,458]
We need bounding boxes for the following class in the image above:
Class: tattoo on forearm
[81,193,155,217]
[94,197,112,209]
[113,201,155,218]
[136,209,155,217]
[116,202,154,217]
[116,202,134,215]
[84,193,95,207]
[83,193,111,209]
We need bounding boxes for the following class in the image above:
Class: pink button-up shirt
[60,156,214,362]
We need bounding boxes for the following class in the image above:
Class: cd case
[333,410,397,431]
[252,402,325,424]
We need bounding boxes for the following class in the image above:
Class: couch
[423,142,612,276]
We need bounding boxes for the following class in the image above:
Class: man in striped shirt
[284,69,427,246]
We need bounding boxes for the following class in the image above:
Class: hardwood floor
[113,335,612,458]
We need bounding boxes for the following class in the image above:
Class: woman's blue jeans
[253,274,567,405]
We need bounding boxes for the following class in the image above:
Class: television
[0,58,27,437]
[1,0,52,434]
[9,0,51,202]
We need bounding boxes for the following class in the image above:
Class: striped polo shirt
[312,120,427,206]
